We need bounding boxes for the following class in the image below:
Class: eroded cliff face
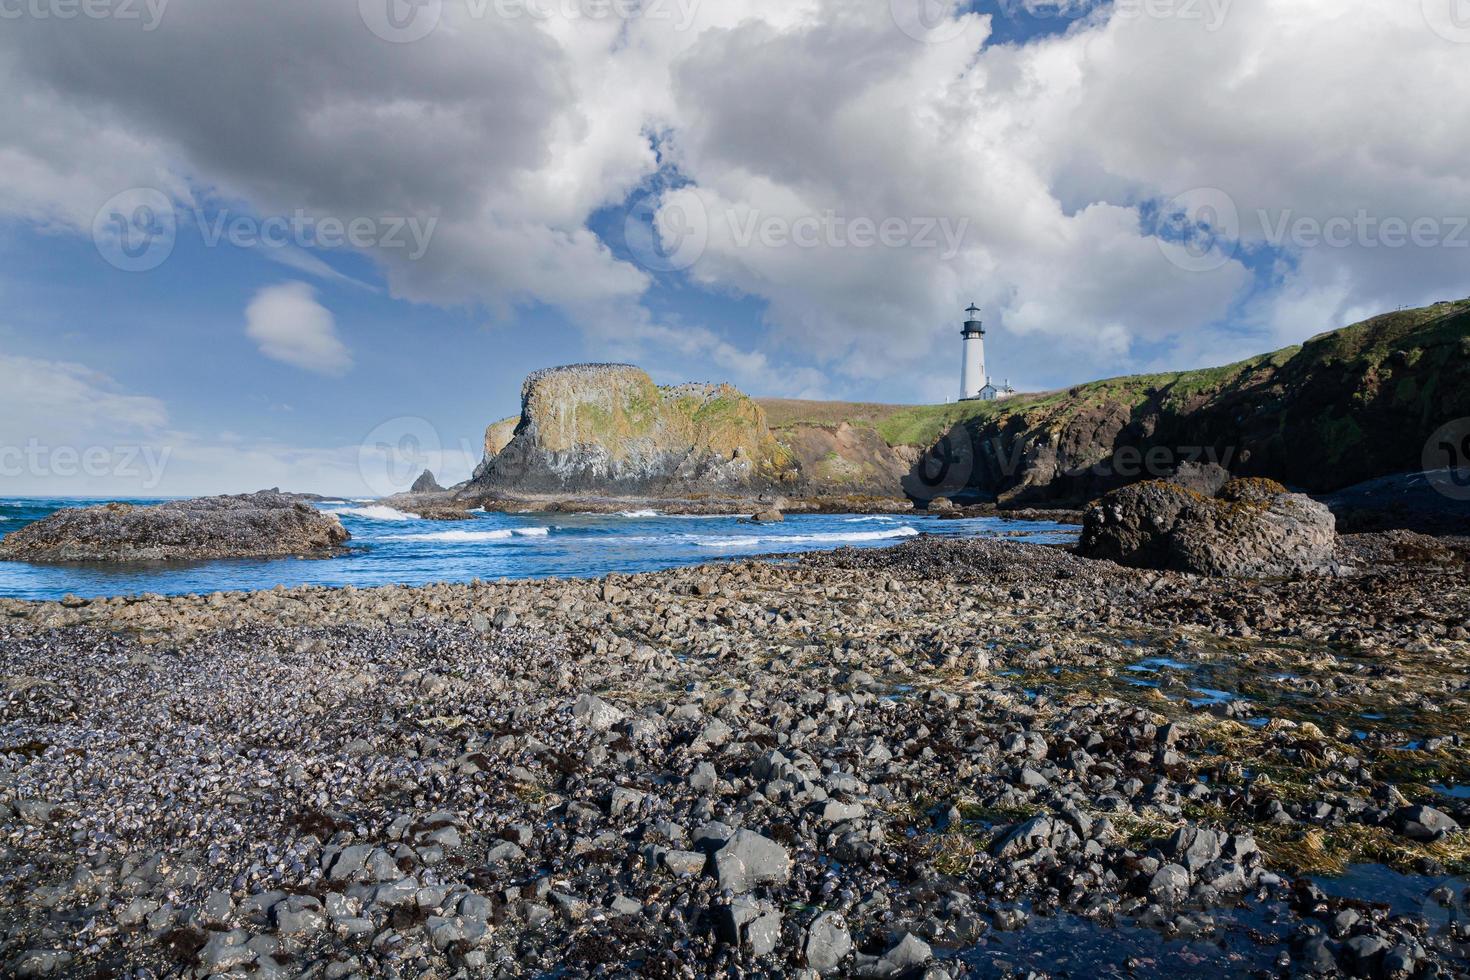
[482,417,518,464]
[766,421,920,498]
[469,364,792,495]
[467,299,1470,507]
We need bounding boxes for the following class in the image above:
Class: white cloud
[0,352,169,445]
[244,282,352,376]
[0,0,1464,401]
[0,351,477,497]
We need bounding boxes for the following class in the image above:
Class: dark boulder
[1393,804,1461,842]
[1080,478,1336,577]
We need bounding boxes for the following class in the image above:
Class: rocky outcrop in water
[0,491,349,562]
[469,364,791,496]
[1080,478,1337,577]
[410,470,444,494]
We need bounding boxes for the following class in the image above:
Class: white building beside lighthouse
[959,303,1014,402]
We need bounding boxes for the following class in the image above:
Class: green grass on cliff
[757,398,911,431]
[761,297,1470,450]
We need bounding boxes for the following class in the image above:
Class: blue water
[0,498,1077,600]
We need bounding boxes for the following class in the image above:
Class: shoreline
[2,533,1467,976]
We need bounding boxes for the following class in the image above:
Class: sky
[1,0,1467,496]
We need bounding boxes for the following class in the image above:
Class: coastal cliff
[763,298,1470,507]
[468,364,792,495]
[467,299,1470,511]
[901,298,1470,505]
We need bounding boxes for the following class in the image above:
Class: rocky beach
[7,1,1468,975]
[2,530,1468,978]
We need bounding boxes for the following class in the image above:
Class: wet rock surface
[1081,479,1338,578]
[0,491,350,563]
[0,533,1468,977]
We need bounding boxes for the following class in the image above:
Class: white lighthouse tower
[960,303,986,401]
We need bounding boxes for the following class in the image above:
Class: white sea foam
[615,509,738,520]
[843,515,898,523]
[332,505,421,521]
[697,527,919,549]
[382,528,550,543]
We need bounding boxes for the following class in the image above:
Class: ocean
[0,497,1077,601]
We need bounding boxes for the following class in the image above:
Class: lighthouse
[960,304,986,401]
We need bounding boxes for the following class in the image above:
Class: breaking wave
[616,510,742,520]
[697,527,919,549]
[381,528,550,543]
[330,505,421,521]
